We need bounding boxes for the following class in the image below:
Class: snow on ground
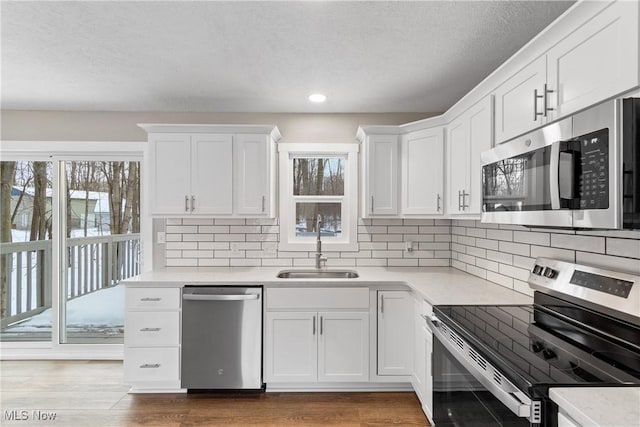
[8,285,124,331]
[11,227,111,243]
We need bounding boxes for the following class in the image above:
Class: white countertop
[550,387,640,427]
[123,267,533,306]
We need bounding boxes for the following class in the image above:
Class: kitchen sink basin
[276,269,359,279]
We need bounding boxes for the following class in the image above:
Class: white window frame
[278,143,359,252]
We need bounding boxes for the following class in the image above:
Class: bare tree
[30,162,48,241]
[1,162,16,318]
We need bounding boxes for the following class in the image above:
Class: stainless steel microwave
[481,98,640,229]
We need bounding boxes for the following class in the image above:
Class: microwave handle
[558,141,581,209]
[550,142,561,209]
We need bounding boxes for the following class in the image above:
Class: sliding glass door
[0,157,141,346]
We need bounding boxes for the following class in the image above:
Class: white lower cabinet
[264,287,370,385]
[377,290,413,376]
[124,286,181,391]
[412,298,433,420]
[265,311,369,383]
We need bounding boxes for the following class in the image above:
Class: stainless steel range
[428,258,640,426]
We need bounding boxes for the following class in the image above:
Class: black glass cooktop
[434,297,640,396]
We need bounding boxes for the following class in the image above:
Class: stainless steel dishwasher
[181,286,263,390]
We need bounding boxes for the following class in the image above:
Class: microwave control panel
[576,129,609,209]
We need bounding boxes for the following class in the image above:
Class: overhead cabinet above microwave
[140,124,280,218]
[494,0,639,144]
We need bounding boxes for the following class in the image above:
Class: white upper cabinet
[546,0,639,120]
[401,127,444,216]
[447,96,493,215]
[148,133,192,216]
[141,124,280,217]
[494,55,547,144]
[234,134,270,215]
[494,1,639,144]
[191,134,233,215]
[361,133,399,217]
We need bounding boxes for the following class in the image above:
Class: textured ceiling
[1,1,574,113]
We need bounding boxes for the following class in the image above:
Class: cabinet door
[234,134,270,215]
[264,312,317,383]
[148,133,191,215]
[318,312,369,382]
[412,301,426,400]
[494,55,547,144]
[446,118,469,214]
[366,135,399,216]
[467,96,494,214]
[547,1,639,121]
[190,134,233,215]
[401,128,444,215]
[422,324,433,419]
[377,291,413,376]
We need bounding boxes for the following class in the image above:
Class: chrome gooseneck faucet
[315,214,328,269]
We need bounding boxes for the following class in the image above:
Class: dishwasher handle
[182,293,260,301]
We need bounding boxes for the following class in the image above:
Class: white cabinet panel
[446,118,469,214]
[234,134,270,215]
[318,312,369,382]
[365,135,399,216]
[547,0,639,120]
[126,287,181,311]
[401,127,444,215]
[148,134,191,215]
[377,291,413,376]
[191,134,233,215]
[265,312,318,383]
[124,347,180,383]
[125,311,180,347]
[266,287,369,310]
[494,55,547,144]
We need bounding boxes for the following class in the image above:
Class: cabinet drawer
[125,311,180,347]
[126,287,180,310]
[124,347,180,383]
[267,287,369,310]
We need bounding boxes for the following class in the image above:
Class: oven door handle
[428,318,534,420]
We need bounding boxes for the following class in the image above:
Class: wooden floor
[0,360,429,426]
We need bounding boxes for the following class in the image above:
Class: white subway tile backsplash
[498,241,529,257]
[551,234,605,253]
[513,231,550,246]
[606,238,640,258]
[163,215,638,298]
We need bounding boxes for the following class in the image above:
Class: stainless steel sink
[277,269,359,279]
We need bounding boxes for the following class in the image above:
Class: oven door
[429,317,539,426]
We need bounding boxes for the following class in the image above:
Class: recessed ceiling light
[308,93,327,103]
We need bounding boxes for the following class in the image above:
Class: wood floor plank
[0,361,430,426]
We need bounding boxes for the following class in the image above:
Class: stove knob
[532,265,544,275]
[531,342,544,353]
[542,349,557,360]
[543,267,558,279]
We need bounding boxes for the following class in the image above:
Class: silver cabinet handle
[139,363,160,369]
[183,293,260,301]
[261,196,266,212]
[458,190,463,211]
[313,316,316,335]
[437,193,441,212]
[543,83,554,117]
[370,195,374,213]
[461,190,469,210]
[320,316,324,335]
[140,327,161,332]
[191,196,195,212]
[140,297,161,302]
[534,88,544,121]
[185,195,189,212]
[380,294,384,314]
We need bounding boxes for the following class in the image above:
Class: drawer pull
[139,327,161,332]
[140,297,161,302]
[139,363,161,369]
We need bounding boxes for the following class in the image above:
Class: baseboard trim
[265,382,413,392]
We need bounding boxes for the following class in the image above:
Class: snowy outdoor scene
[1,160,140,342]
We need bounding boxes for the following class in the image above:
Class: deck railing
[0,233,140,328]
